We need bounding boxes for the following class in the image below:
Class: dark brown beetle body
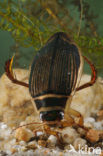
[5,32,97,127]
[29,32,83,122]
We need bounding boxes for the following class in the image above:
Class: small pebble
[59,152,63,156]
[9,138,16,144]
[86,129,100,143]
[84,122,93,128]
[10,148,17,154]
[27,141,37,150]
[28,141,37,146]
[61,127,79,144]
[84,117,95,123]
[15,127,34,142]
[1,124,7,129]
[21,146,28,152]
[27,150,34,155]
[36,131,43,136]
[100,151,103,156]
[98,130,103,139]
[84,117,95,128]
[43,149,50,155]
[13,145,22,150]
[19,141,26,146]
[93,121,102,130]
[47,135,58,148]
[97,110,103,117]
[77,127,86,136]
[48,135,57,145]
[6,150,12,155]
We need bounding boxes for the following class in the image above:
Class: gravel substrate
[0,114,102,156]
[0,71,103,155]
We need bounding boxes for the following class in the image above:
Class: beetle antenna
[11,122,44,133]
[11,120,62,134]
[5,55,29,88]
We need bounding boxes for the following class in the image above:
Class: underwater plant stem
[77,0,83,37]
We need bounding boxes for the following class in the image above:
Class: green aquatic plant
[0,0,103,75]
[0,1,60,50]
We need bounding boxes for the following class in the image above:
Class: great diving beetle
[5,32,97,127]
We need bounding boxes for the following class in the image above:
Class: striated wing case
[29,32,83,99]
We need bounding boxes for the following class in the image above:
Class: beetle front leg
[43,124,61,141]
[63,96,75,127]
[62,114,74,127]
[68,108,84,127]
[76,56,97,91]
[5,55,29,88]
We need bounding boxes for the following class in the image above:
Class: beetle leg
[64,98,83,127]
[62,96,75,127]
[5,55,29,87]
[43,124,61,141]
[62,114,74,127]
[68,108,83,127]
[76,56,97,91]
